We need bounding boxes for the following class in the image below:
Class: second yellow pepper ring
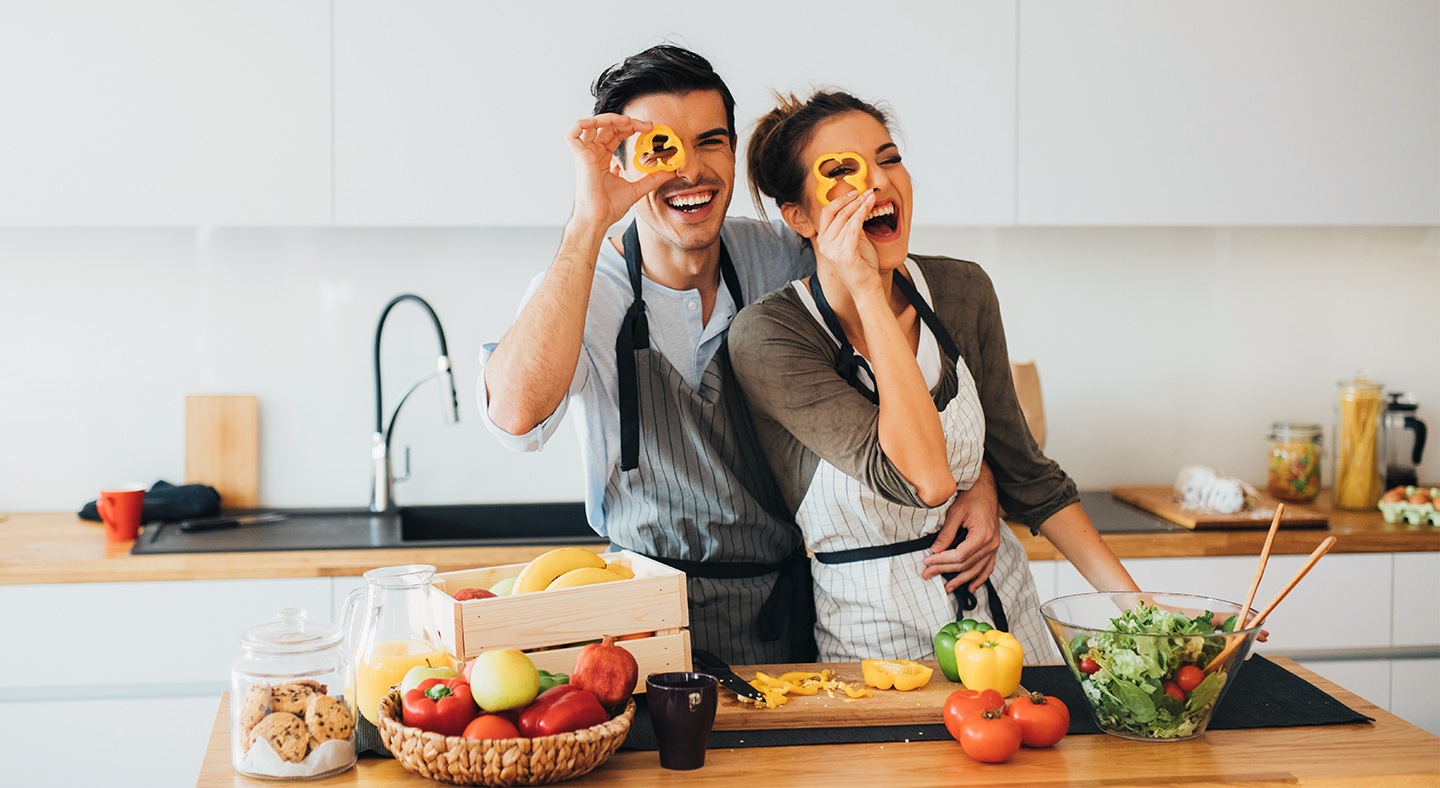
[634,124,686,173]
[813,152,869,206]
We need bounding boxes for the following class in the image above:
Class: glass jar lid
[1269,422,1322,441]
[240,607,343,655]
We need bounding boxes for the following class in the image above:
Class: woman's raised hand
[566,114,675,228]
[814,188,882,298]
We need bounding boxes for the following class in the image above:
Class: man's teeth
[865,203,896,222]
[666,193,714,208]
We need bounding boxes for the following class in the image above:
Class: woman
[729,91,1140,662]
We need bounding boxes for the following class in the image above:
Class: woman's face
[784,110,912,271]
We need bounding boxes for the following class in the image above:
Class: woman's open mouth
[862,199,900,242]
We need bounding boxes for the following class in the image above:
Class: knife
[179,513,287,532]
[691,648,766,702]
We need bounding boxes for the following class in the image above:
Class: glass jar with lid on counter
[231,607,357,780]
[1267,422,1322,503]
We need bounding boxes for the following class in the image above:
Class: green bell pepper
[934,618,994,682]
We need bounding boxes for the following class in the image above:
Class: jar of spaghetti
[1334,375,1384,510]
[1266,422,1322,503]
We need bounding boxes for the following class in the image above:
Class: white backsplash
[2,226,1436,510]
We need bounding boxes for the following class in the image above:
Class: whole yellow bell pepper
[955,629,1024,696]
[860,659,933,691]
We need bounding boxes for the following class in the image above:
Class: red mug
[97,486,146,543]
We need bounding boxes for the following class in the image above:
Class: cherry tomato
[956,708,1023,763]
[1078,657,1100,675]
[1004,691,1070,748]
[1162,680,1186,702]
[461,713,520,741]
[1175,665,1204,693]
[943,688,1006,741]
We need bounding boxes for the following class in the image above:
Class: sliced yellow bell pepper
[860,659,933,691]
[954,628,1024,696]
[633,124,685,173]
[813,152,869,205]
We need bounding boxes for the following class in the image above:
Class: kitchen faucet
[370,294,459,513]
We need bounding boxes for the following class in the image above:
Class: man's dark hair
[591,44,737,161]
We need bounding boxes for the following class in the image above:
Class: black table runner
[620,656,1372,750]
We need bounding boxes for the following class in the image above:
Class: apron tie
[813,529,1008,631]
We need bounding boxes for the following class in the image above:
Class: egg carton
[1378,486,1440,526]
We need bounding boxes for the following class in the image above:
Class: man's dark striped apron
[605,221,816,665]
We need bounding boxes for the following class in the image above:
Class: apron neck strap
[807,264,960,406]
[615,220,742,471]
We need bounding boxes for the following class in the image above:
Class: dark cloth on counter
[619,656,1372,750]
[78,480,221,522]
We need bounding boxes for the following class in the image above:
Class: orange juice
[355,640,453,724]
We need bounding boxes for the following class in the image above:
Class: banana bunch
[510,548,635,594]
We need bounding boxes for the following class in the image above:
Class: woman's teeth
[864,202,896,221]
[666,192,714,212]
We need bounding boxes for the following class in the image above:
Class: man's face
[614,90,735,255]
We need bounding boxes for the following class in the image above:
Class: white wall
[3,226,1436,511]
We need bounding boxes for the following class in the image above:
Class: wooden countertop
[3,492,1435,585]
[195,659,1437,787]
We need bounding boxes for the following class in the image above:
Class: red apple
[569,635,638,713]
[454,587,498,601]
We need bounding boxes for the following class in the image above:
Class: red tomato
[1078,657,1100,675]
[1175,665,1204,693]
[1005,692,1070,748]
[461,713,520,741]
[957,709,1023,763]
[943,688,1006,742]
[1162,680,1186,702]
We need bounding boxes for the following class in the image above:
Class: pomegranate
[570,635,639,712]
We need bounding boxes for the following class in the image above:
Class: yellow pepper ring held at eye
[813,151,869,206]
[860,658,933,692]
[633,124,686,173]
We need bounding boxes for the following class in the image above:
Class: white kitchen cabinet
[0,578,332,687]
[1392,552,1440,646]
[332,1,1017,226]
[1016,0,1440,225]
[1391,658,1440,736]
[0,1,331,225]
[1294,658,1391,710]
[1054,553,1393,652]
[0,696,216,788]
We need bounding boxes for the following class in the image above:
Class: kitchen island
[194,659,1438,787]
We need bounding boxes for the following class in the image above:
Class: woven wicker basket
[377,690,634,786]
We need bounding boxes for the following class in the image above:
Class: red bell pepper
[403,677,479,737]
[534,689,607,737]
[517,684,583,738]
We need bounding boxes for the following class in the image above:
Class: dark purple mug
[646,672,718,770]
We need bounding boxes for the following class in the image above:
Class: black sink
[130,502,602,555]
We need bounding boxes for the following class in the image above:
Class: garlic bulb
[1174,466,1257,514]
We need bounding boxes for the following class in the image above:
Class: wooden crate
[430,550,690,693]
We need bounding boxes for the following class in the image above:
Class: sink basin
[130,502,603,555]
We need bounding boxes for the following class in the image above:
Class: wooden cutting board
[1112,486,1327,530]
[185,395,259,508]
[715,661,957,730]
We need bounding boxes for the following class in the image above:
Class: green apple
[468,648,539,712]
[489,576,517,596]
[399,664,460,696]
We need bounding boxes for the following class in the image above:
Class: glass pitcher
[340,564,454,726]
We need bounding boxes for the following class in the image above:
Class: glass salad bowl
[1040,592,1263,742]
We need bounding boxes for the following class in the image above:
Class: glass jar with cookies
[231,607,357,780]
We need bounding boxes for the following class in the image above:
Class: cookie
[239,683,273,735]
[304,693,355,745]
[270,679,325,715]
[248,711,308,763]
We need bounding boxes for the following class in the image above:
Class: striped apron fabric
[798,264,1057,664]
[605,222,815,665]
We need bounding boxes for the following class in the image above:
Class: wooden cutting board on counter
[1112,486,1327,530]
[715,661,953,730]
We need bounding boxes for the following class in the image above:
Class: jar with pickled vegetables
[1267,422,1322,503]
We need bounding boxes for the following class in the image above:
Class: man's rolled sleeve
[476,341,587,452]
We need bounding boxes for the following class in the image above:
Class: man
[480,45,1001,663]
